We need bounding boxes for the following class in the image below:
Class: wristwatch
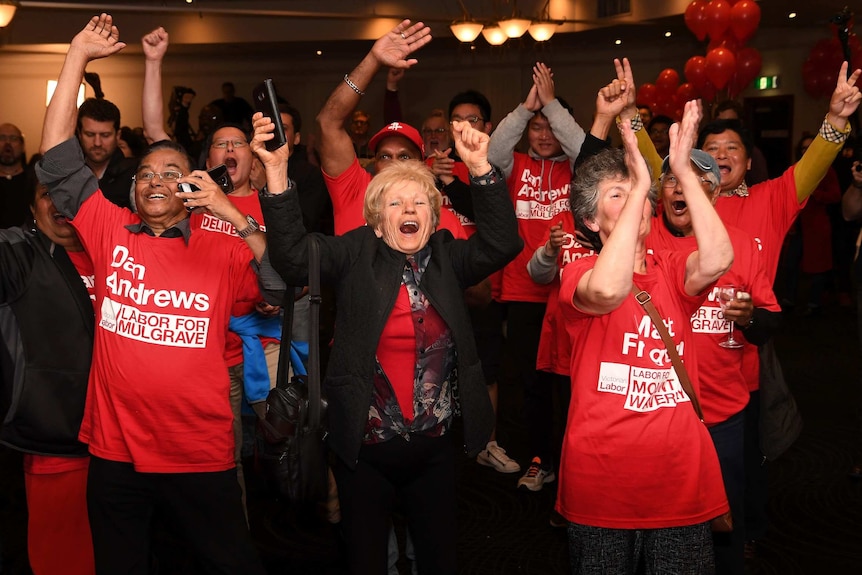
[237,215,260,239]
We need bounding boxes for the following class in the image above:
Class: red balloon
[803,67,830,99]
[676,82,698,103]
[707,33,739,55]
[699,79,718,103]
[685,56,709,91]
[705,0,732,41]
[685,0,710,41]
[637,83,659,107]
[734,46,762,90]
[706,47,737,89]
[851,34,862,71]
[656,96,677,117]
[656,68,681,95]
[729,0,761,43]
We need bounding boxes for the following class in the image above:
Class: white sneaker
[476,441,521,473]
[517,457,556,491]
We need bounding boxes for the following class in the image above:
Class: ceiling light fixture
[788,12,797,19]
[482,24,508,46]
[450,0,483,43]
[0,0,18,28]
[528,1,560,42]
[499,0,530,38]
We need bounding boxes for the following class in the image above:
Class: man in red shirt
[37,15,270,573]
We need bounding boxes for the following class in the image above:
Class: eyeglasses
[133,171,183,183]
[210,139,248,149]
[450,115,484,126]
[0,134,23,143]
[661,174,712,189]
[422,128,448,136]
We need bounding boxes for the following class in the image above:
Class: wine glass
[717,285,744,349]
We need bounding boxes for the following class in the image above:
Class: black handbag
[258,236,328,505]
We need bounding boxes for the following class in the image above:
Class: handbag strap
[307,236,322,429]
[276,279,296,391]
[631,285,704,422]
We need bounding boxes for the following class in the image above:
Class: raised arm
[671,101,733,295]
[383,67,405,124]
[487,84,540,177]
[615,58,663,181]
[41,13,126,154]
[573,120,650,315]
[794,62,861,203]
[141,27,171,144]
[533,62,585,168]
[316,19,430,178]
[573,76,628,171]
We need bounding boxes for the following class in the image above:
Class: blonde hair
[363,160,442,231]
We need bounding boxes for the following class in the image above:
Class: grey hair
[569,148,656,252]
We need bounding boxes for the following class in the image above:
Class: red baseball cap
[368,122,425,158]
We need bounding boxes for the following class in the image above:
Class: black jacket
[261,173,522,468]
[0,226,93,456]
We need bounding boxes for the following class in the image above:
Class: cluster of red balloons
[684,0,762,98]
[636,0,763,121]
[802,33,862,99]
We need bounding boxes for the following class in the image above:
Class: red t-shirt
[74,193,260,473]
[501,153,574,302]
[323,158,467,238]
[193,192,277,367]
[536,236,595,376]
[715,167,804,284]
[647,219,781,420]
[556,251,728,529]
[25,249,96,475]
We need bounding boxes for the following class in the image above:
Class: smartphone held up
[253,79,287,152]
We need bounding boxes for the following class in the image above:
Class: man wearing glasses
[487,61,585,492]
[37,15,270,572]
[0,123,31,228]
[140,25,282,514]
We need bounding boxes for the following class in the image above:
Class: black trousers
[334,433,457,575]
[507,301,556,466]
[86,456,266,575]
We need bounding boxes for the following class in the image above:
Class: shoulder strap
[631,285,704,422]
[307,236,322,429]
[276,282,296,389]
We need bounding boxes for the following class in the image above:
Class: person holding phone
[39,16,276,572]
[141,26,285,512]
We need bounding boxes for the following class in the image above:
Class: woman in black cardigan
[255,114,522,575]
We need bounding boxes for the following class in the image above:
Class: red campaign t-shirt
[74,193,260,473]
[323,158,467,238]
[423,158,476,236]
[556,251,728,529]
[536,237,595,376]
[25,249,97,475]
[715,166,804,284]
[501,153,574,303]
[192,192,277,368]
[647,219,781,421]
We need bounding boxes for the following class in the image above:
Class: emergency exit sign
[756,76,780,90]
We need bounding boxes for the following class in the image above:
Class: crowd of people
[1,11,861,575]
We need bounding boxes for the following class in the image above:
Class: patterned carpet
[0,303,860,574]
